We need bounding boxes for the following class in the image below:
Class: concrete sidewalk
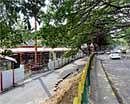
[90,56,119,104]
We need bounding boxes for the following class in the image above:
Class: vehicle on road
[111,49,121,53]
[121,49,126,54]
[106,51,110,54]
[109,52,121,59]
[97,51,105,55]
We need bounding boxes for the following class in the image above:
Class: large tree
[1,0,130,52]
[40,0,130,53]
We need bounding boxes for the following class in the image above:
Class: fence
[0,65,25,92]
[73,54,95,104]
[47,52,85,71]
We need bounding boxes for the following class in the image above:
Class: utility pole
[34,17,37,64]
[34,0,37,64]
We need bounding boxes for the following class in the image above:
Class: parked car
[121,49,126,54]
[109,52,121,59]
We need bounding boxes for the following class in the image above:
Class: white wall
[2,70,13,90]
[0,64,25,91]
[14,68,24,83]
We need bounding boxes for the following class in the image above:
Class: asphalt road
[0,57,87,104]
[98,54,130,104]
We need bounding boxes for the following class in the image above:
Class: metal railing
[73,54,95,104]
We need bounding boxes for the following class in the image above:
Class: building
[5,46,70,72]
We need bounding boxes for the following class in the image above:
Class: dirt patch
[41,73,81,104]
[59,75,79,104]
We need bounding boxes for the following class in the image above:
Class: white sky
[30,0,50,32]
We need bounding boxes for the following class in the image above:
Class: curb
[15,70,54,86]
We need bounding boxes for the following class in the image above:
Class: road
[98,54,130,104]
[0,57,87,104]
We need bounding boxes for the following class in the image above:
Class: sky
[30,0,50,32]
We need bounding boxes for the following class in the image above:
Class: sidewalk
[16,70,54,86]
[90,56,119,104]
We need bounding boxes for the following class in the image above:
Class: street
[98,54,130,104]
[0,57,87,104]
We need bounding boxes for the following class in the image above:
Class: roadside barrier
[47,52,85,70]
[0,65,25,92]
[73,54,95,104]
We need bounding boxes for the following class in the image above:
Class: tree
[0,0,46,47]
[0,0,19,47]
[121,28,130,45]
[1,0,130,52]
[40,0,130,53]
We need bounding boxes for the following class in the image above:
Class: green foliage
[123,28,130,44]
[1,0,130,51]
[1,50,13,56]
[63,49,78,58]
[19,0,46,30]
[0,0,46,47]
[40,0,130,51]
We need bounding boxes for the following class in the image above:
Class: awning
[0,55,17,63]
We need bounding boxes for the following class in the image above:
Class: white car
[111,49,121,53]
[109,52,121,59]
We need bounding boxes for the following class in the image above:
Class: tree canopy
[1,0,130,51]
[40,0,130,50]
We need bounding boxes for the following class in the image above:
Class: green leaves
[1,50,13,56]
[1,0,130,50]
[0,0,46,47]
[40,0,130,50]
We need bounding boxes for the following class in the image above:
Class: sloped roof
[0,55,17,63]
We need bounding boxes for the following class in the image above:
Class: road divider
[73,54,95,104]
